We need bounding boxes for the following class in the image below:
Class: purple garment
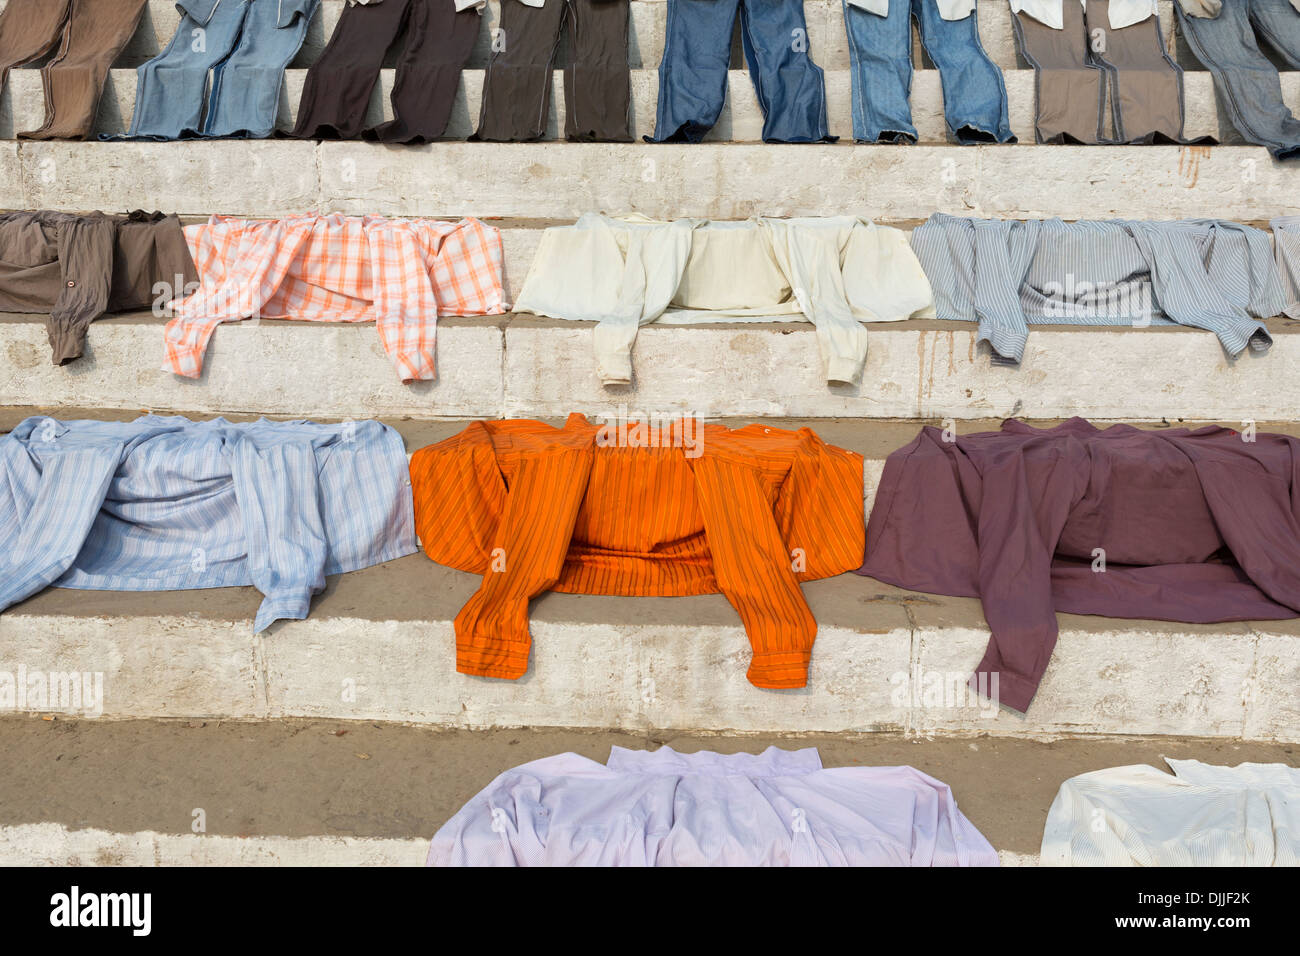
[857,419,1300,712]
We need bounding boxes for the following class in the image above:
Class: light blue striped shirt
[912,214,1285,363]
[0,415,417,632]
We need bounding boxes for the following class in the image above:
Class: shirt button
[66,280,76,288]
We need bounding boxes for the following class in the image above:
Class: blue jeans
[110,0,315,140]
[1175,0,1300,159]
[842,0,1014,144]
[648,0,832,143]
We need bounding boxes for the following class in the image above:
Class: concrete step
[0,0,1254,74]
[2,311,1298,421]
[0,141,1284,222]
[0,66,1272,145]
[0,409,1297,740]
[2,717,1295,866]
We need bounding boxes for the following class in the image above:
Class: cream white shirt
[1041,760,1300,866]
[1010,0,1159,30]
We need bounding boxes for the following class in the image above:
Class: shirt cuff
[747,651,811,689]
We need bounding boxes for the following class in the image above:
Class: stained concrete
[0,715,1294,858]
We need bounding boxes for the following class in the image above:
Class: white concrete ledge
[1,563,1296,740]
[4,313,1294,422]
[2,142,1291,222]
[0,67,1270,145]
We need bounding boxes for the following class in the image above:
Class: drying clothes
[1010,0,1157,30]
[0,415,417,633]
[647,0,833,143]
[1175,0,1300,160]
[428,746,999,867]
[0,210,197,365]
[164,214,506,381]
[911,213,1283,363]
[856,419,1300,713]
[1011,0,1200,144]
[1042,759,1300,866]
[1270,217,1300,319]
[472,0,631,142]
[290,0,480,143]
[411,415,865,689]
[512,214,934,385]
[109,0,317,141]
[11,0,147,140]
[841,0,1015,145]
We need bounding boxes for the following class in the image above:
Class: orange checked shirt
[410,414,865,689]
[163,214,506,382]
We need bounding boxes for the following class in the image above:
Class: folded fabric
[108,0,317,141]
[164,214,506,381]
[411,414,865,689]
[428,746,999,866]
[857,419,1300,712]
[1042,759,1300,866]
[0,210,197,365]
[912,213,1283,363]
[512,213,934,386]
[0,415,417,632]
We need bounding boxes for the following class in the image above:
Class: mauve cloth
[856,418,1300,712]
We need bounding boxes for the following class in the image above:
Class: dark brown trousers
[472,0,631,142]
[291,0,480,143]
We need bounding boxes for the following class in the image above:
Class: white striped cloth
[912,213,1284,363]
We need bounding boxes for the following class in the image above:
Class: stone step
[0,141,1280,222]
[0,0,1261,73]
[0,408,1297,741]
[1,311,1298,421]
[0,66,1274,145]
[2,717,1293,866]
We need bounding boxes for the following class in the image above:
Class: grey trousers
[1012,0,1197,144]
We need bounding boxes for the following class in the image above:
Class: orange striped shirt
[410,414,864,689]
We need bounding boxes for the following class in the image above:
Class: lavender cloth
[857,419,1300,712]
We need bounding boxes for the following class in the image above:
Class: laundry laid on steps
[843,0,1016,144]
[911,213,1284,363]
[410,414,864,688]
[164,214,506,381]
[471,0,632,142]
[1268,216,1300,318]
[857,418,1300,713]
[0,415,417,633]
[428,746,999,866]
[291,0,483,144]
[513,213,934,386]
[1175,0,1300,160]
[1011,0,1209,145]
[106,0,317,141]
[0,210,197,366]
[0,0,147,140]
[646,0,833,143]
[1041,759,1300,866]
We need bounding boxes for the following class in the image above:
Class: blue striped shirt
[912,214,1285,363]
[0,415,417,632]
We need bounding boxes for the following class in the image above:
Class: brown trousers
[0,0,147,140]
[472,0,631,142]
[291,0,479,143]
[0,211,197,365]
[1013,0,1191,144]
